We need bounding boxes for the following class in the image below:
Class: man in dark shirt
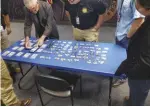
[1,0,12,50]
[1,0,21,80]
[1,1,32,106]
[115,0,150,105]
[65,0,106,42]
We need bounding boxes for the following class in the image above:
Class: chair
[35,72,82,106]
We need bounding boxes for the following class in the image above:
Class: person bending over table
[23,0,59,48]
[64,0,106,42]
[23,0,80,86]
[115,0,150,105]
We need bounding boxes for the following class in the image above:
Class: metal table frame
[16,62,113,106]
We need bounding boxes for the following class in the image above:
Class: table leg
[18,65,35,90]
[108,77,113,106]
[18,63,24,76]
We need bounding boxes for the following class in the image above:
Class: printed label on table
[23,53,31,58]
[30,47,38,53]
[18,47,25,51]
[12,46,19,50]
[30,54,38,59]
[104,47,109,50]
[101,57,107,60]
[20,42,25,46]
[102,51,108,53]
[41,44,47,48]
[21,39,25,41]
[36,49,43,52]
[2,51,11,56]
[16,52,24,57]
[7,52,16,57]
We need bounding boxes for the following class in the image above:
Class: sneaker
[112,79,127,88]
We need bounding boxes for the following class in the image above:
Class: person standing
[104,0,145,87]
[115,0,150,105]
[0,57,32,106]
[64,0,106,42]
[1,0,21,83]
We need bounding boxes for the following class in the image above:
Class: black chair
[35,72,82,106]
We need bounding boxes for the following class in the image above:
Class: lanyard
[118,0,124,20]
[76,3,81,25]
[76,3,80,17]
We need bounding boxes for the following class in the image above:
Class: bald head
[24,0,37,8]
[24,0,39,14]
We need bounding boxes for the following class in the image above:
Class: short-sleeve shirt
[1,0,9,29]
[65,0,106,30]
[116,0,145,41]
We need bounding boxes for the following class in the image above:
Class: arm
[3,14,11,35]
[94,15,104,31]
[3,15,10,28]
[65,10,71,21]
[127,2,145,38]
[92,1,106,31]
[2,7,11,35]
[104,0,117,22]
[24,7,32,48]
[36,4,54,46]
[127,27,150,76]
[127,18,144,38]
[64,1,70,21]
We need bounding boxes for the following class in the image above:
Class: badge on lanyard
[118,0,124,22]
[76,16,80,25]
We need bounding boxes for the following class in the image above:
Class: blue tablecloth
[2,38,126,77]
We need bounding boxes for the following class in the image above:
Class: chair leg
[79,76,82,96]
[70,90,74,106]
[35,80,44,106]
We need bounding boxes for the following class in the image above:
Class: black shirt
[1,0,9,29]
[126,16,150,79]
[65,0,106,30]
[115,17,150,79]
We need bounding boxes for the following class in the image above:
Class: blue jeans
[116,37,129,80]
[128,79,150,106]
[116,36,129,49]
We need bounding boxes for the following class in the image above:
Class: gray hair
[23,0,38,8]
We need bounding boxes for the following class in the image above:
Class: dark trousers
[116,36,129,49]
[128,79,150,106]
[114,37,129,80]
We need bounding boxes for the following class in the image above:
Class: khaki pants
[1,30,10,51]
[73,27,99,42]
[0,58,21,106]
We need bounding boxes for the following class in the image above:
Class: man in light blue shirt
[116,0,145,49]
[104,0,145,87]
